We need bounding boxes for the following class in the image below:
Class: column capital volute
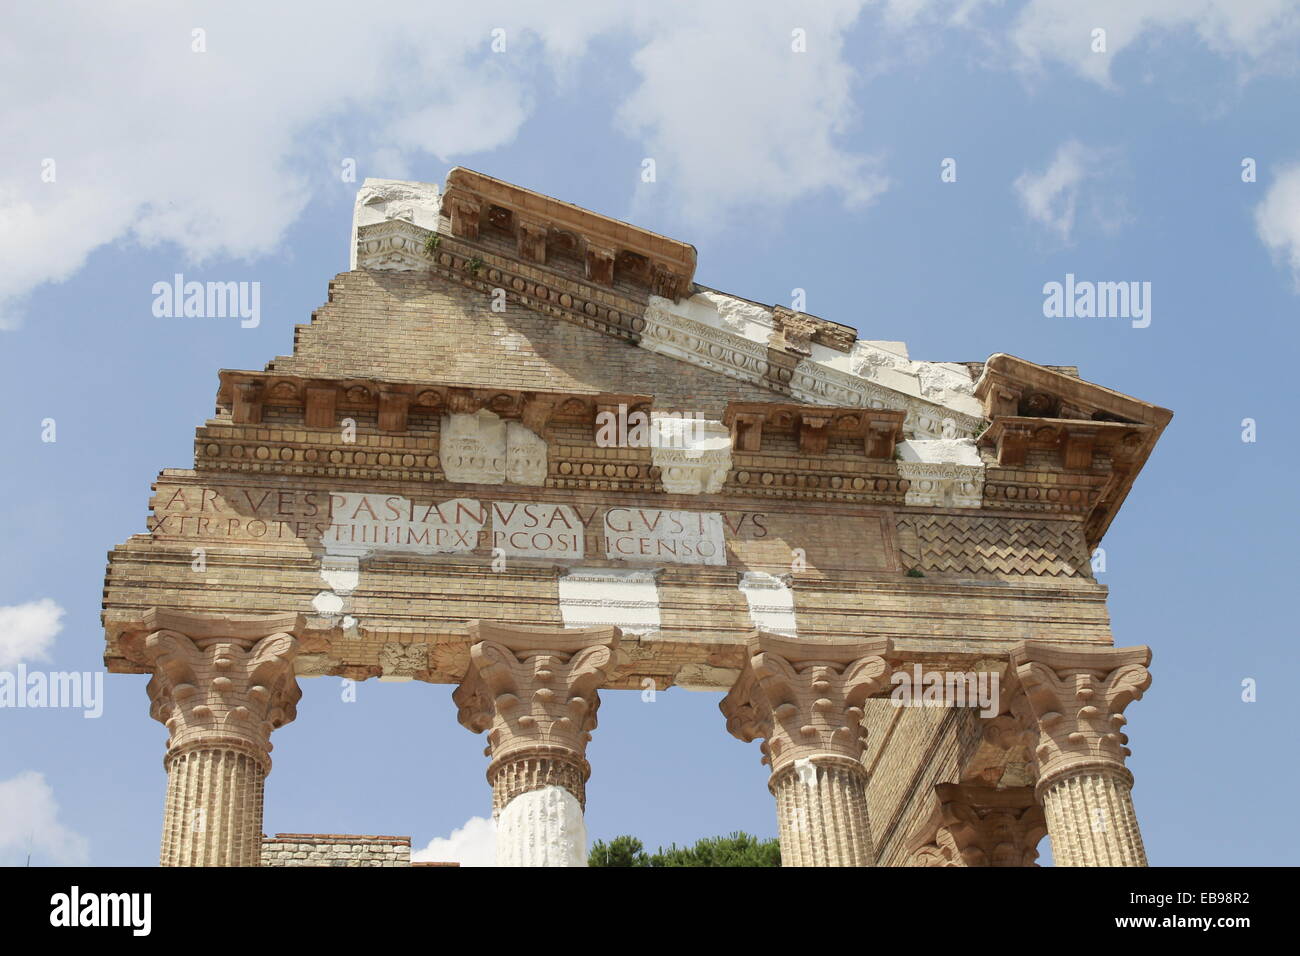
[126,608,305,650]
[721,630,893,779]
[133,611,303,770]
[453,621,621,774]
[1010,641,1152,793]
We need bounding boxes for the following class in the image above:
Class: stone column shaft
[1041,769,1146,867]
[722,631,891,867]
[771,757,873,867]
[161,747,266,866]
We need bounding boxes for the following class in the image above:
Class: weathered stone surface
[440,410,548,486]
[102,170,1171,867]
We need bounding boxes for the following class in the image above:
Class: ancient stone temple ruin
[101,169,1171,867]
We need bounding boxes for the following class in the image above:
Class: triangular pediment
[348,170,988,441]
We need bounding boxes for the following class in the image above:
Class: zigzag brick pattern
[911,515,1090,577]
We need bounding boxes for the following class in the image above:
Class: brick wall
[864,700,986,865]
[260,833,411,867]
[266,270,782,418]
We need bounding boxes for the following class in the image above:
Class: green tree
[588,834,650,867]
[589,832,780,867]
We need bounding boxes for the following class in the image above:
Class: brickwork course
[260,834,413,867]
[102,169,1172,867]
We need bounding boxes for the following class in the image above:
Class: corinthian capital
[453,622,620,772]
[138,610,302,768]
[1011,642,1152,792]
[721,631,892,779]
[910,784,1046,867]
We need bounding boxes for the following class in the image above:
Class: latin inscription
[149,485,761,566]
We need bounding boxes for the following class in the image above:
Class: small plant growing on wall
[467,256,484,275]
[905,567,925,578]
[423,233,441,256]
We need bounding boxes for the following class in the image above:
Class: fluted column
[1012,642,1152,867]
[135,610,302,867]
[453,621,620,867]
[721,631,891,867]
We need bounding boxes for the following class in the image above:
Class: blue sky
[2,1,1299,866]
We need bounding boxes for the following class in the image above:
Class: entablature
[441,167,697,302]
[722,401,905,458]
[973,354,1171,546]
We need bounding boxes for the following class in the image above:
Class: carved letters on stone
[439,409,547,486]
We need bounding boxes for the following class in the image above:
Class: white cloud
[414,815,496,866]
[8,1,1294,327]
[1255,162,1300,290]
[618,1,886,226]
[1010,0,1300,87]
[0,771,90,865]
[1013,140,1127,242]
[0,598,64,668]
[876,0,998,29]
[0,0,881,328]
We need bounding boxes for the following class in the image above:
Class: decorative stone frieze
[897,462,985,509]
[505,419,548,486]
[640,298,982,440]
[650,416,732,494]
[351,178,442,270]
[355,218,434,271]
[439,409,547,486]
[722,631,892,866]
[896,438,985,508]
[378,642,429,681]
[1011,641,1152,866]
